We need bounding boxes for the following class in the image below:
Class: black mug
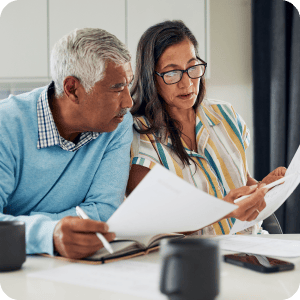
[0,221,26,271]
[160,238,220,300]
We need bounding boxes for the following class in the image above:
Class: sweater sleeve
[29,112,134,222]
[82,114,133,222]
[0,128,58,255]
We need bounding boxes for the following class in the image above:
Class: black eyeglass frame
[155,59,207,85]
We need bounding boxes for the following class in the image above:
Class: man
[0,28,134,259]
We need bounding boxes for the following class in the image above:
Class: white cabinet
[49,0,126,57]
[0,0,48,79]
[127,0,208,71]
[0,0,208,81]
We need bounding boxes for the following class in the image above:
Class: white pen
[234,173,296,204]
[75,206,114,254]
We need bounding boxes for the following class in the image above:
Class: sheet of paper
[107,164,236,237]
[218,235,300,257]
[28,261,167,300]
[230,145,300,234]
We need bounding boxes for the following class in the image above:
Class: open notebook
[84,233,184,263]
[46,233,185,265]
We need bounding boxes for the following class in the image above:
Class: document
[45,165,236,265]
[218,235,300,257]
[28,261,167,300]
[230,145,300,234]
[107,164,236,237]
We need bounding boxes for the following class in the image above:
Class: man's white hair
[50,28,131,97]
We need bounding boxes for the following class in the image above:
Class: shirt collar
[194,100,224,154]
[36,82,100,151]
[200,100,223,126]
[134,100,224,154]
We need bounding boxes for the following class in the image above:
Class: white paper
[107,164,236,237]
[230,145,300,234]
[28,261,167,300]
[218,235,300,257]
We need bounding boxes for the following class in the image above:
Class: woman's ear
[63,76,80,104]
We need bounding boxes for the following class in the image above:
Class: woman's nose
[178,72,192,88]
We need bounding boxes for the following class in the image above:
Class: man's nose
[122,86,133,108]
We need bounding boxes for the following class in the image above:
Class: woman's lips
[178,92,194,100]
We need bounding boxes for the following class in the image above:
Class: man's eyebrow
[161,58,199,71]
[110,76,134,89]
[110,82,127,89]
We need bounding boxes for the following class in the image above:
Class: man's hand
[53,216,116,259]
[260,166,287,186]
[223,185,267,222]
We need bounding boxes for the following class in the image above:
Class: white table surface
[1,234,300,300]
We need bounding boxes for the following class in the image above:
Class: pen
[75,206,114,254]
[234,173,296,204]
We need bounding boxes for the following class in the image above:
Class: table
[1,234,300,300]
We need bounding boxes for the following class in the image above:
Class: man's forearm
[0,212,58,255]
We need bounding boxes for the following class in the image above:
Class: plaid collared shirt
[37,82,100,151]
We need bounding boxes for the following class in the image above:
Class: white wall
[0,0,254,175]
[206,0,254,175]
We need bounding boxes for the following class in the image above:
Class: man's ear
[63,76,81,104]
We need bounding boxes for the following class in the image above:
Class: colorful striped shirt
[131,98,256,235]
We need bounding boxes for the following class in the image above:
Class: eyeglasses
[155,62,207,85]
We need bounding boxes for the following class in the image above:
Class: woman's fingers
[225,185,268,221]
[224,185,258,204]
[244,208,260,222]
[257,196,267,212]
[261,166,286,185]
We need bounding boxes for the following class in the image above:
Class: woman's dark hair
[131,20,206,166]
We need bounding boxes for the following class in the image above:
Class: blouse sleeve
[131,119,162,170]
[232,107,251,151]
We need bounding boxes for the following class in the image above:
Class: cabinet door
[0,0,48,78]
[127,0,207,71]
[49,0,126,59]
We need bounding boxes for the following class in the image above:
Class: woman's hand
[223,184,267,222]
[260,166,286,186]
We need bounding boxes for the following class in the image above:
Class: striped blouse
[131,98,258,235]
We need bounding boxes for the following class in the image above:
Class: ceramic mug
[0,221,26,271]
[160,238,220,300]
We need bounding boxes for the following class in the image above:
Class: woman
[127,20,285,235]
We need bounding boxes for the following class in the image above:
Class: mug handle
[160,254,182,296]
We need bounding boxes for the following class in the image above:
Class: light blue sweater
[0,87,133,255]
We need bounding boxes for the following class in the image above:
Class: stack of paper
[218,235,300,257]
[230,145,300,234]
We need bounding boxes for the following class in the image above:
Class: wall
[205,0,254,175]
[0,0,254,174]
